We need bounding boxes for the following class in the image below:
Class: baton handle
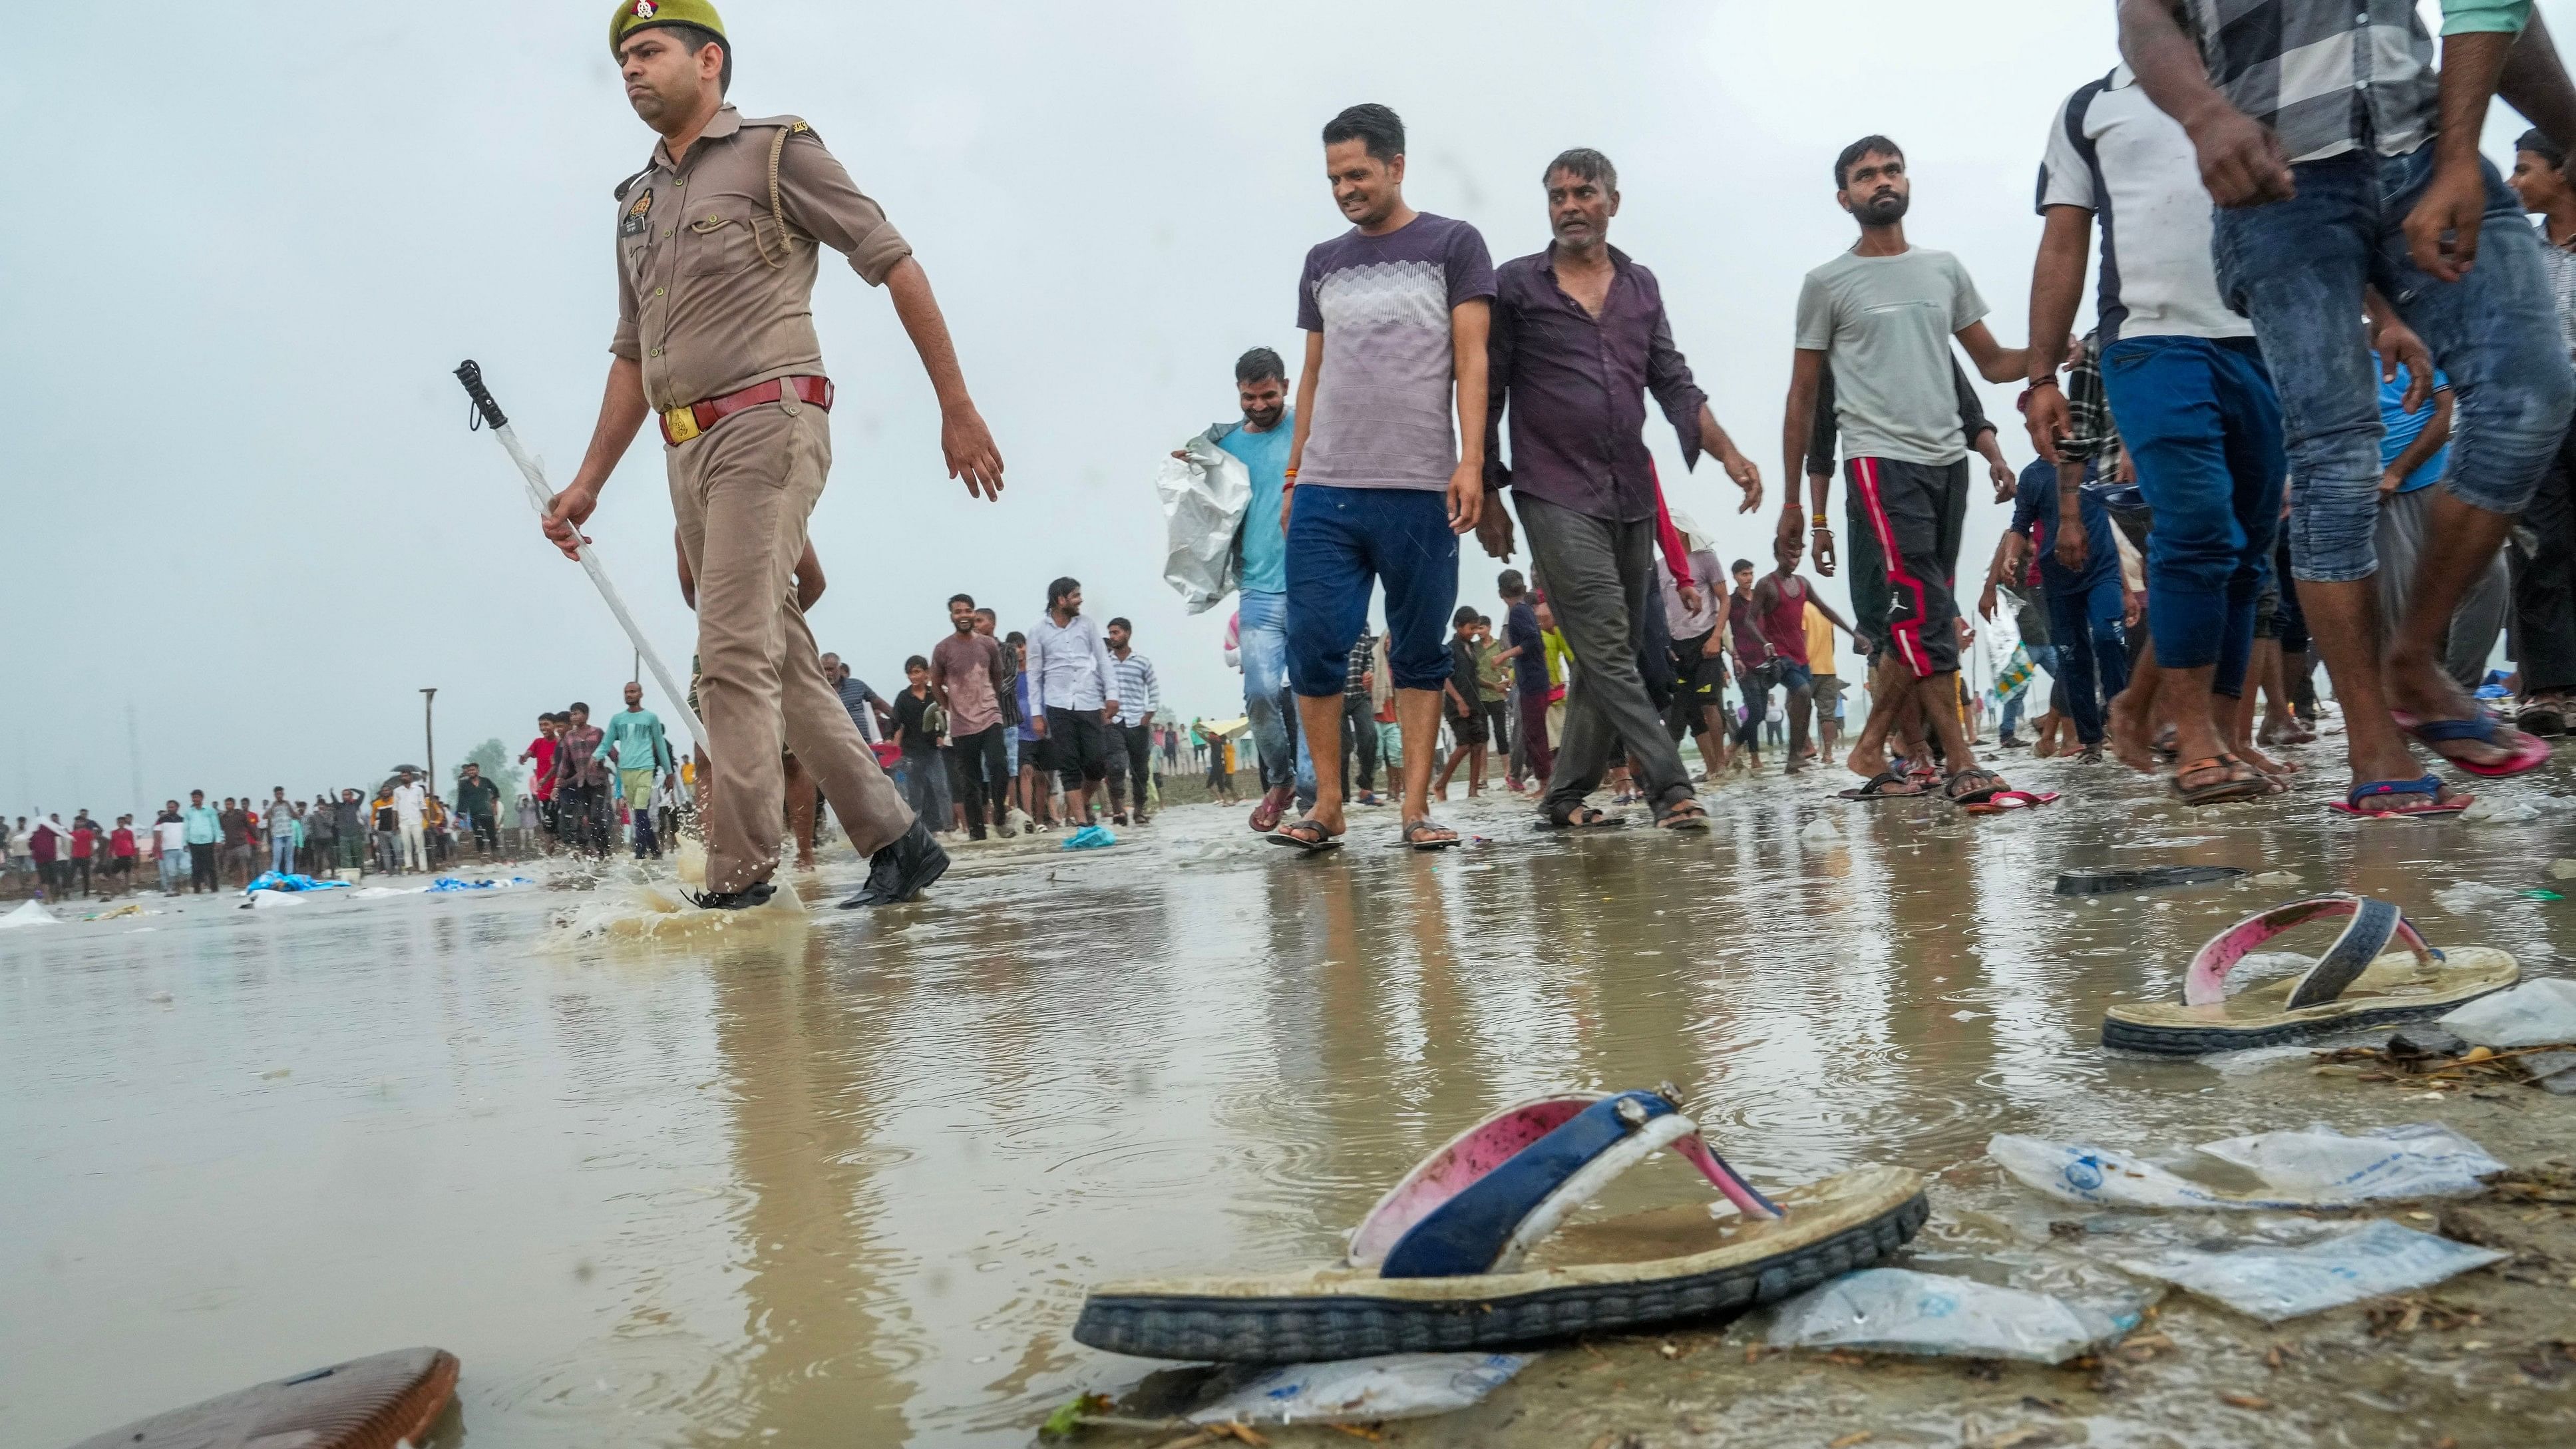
[454,360,509,431]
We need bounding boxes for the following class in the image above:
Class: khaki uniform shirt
[612,106,912,411]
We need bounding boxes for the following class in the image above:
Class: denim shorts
[2212,146,2574,582]
[1283,485,1459,698]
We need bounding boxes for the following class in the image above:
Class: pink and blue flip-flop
[2394,711,2553,778]
[2324,774,2470,818]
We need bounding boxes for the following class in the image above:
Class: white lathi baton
[454,360,706,747]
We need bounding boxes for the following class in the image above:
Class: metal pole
[422,688,438,791]
[453,361,706,745]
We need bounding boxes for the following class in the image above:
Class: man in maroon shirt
[552,704,610,856]
[1751,533,1855,773]
[1480,148,1762,830]
[930,592,1013,839]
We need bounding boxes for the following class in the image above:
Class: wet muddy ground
[5,730,2575,1447]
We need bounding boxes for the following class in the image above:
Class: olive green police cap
[609,0,727,57]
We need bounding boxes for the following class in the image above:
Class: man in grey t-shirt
[1778,134,2027,805]
[1276,103,1496,853]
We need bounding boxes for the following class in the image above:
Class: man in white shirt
[391,770,429,872]
[151,804,189,895]
[2026,62,2298,807]
[1025,576,1120,825]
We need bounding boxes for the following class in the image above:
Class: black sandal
[1266,817,1344,853]
[1537,804,1629,831]
[1654,798,1711,831]
[1943,769,2008,806]
[1401,819,1462,851]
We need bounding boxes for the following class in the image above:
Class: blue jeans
[1284,485,1459,697]
[271,835,295,875]
[2100,334,2283,686]
[2212,147,2575,583]
[2045,577,2129,745]
[1235,588,1314,803]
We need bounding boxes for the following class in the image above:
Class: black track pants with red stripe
[1845,455,1970,678]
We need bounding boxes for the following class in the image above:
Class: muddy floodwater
[8,743,2576,1448]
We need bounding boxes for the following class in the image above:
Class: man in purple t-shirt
[1276,103,1496,854]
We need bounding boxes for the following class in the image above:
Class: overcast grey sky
[5,1,2549,811]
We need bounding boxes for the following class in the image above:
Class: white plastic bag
[1188,1353,1529,1425]
[1988,1123,2499,1209]
[2193,1123,2503,1201]
[2438,977,2576,1048]
[2102,1219,2504,1323]
[1767,1269,2138,1364]
[0,899,59,929]
[1158,437,1250,614]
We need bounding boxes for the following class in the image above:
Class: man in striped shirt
[1105,618,1161,825]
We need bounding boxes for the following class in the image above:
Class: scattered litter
[1185,1354,1529,1425]
[1061,825,1117,851]
[2251,870,2300,886]
[350,885,427,899]
[2195,1123,2503,1200]
[2460,797,2541,825]
[2201,1045,2315,1076]
[2532,889,2568,901]
[2439,978,2576,1049]
[83,903,148,921]
[2386,1026,2469,1060]
[1767,1269,2139,1364]
[1951,1010,1985,1022]
[2100,1219,2505,1323]
[260,1068,291,1080]
[1799,817,1843,843]
[245,889,306,909]
[2056,865,2245,897]
[427,876,534,893]
[1988,1123,2501,1209]
[2551,859,2576,880]
[0,900,60,929]
[243,871,350,894]
[2432,881,2519,914]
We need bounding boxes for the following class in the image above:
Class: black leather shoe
[683,880,777,911]
[839,821,950,908]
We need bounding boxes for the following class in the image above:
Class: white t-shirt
[2038,65,2253,343]
[154,820,188,854]
[393,783,427,825]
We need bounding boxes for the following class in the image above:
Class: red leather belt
[659,375,834,446]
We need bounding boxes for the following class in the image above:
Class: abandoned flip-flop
[2055,865,2247,897]
[1962,790,2059,815]
[1266,817,1344,853]
[2101,894,2517,1055]
[68,1347,459,1449]
[1837,771,1925,801]
[1073,1089,1926,1362]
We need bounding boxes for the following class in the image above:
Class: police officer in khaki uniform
[546,1,1004,909]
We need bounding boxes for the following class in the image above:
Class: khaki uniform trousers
[668,397,911,891]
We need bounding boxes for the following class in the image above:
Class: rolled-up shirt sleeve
[1484,288,1517,491]
[612,230,642,360]
[780,131,915,286]
[2442,0,2531,33]
[1644,299,1709,473]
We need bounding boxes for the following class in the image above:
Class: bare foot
[2106,688,2157,773]
[2231,738,2296,775]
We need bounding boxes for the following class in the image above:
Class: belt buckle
[663,405,701,445]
